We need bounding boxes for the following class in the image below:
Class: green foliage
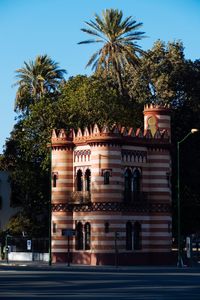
[78,9,146,94]
[6,212,46,237]
[124,40,187,105]
[59,75,143,129]
[14,54,67,114]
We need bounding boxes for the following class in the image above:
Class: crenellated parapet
[51,123,170,148]
[144,103,171,110]
[51,128,75,149]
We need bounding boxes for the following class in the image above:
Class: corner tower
[144,104,171,140]
[50,128,74,263]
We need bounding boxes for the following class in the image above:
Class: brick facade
[50,104,173,265]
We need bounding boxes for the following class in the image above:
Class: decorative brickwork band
[52,201,171,213]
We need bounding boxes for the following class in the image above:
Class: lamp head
[191,128,199,134]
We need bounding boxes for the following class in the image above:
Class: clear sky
[0,0,200,153]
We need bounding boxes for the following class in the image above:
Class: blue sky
[0,0,200,153]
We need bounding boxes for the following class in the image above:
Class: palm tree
[14,54,66,112]
[78,9,146,94]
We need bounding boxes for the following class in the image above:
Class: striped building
[50,104,173,265]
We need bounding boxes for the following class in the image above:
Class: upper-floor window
[124,168,132,192]
[52,172,58,188]
[133,169,141,192]
[85,169,91,192]
[77,169,83,191]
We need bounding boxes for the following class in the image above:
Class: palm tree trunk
[116,71,124,96]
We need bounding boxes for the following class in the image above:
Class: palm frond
[79,8,146,94]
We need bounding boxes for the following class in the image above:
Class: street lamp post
[177,128,198,268]
[49,144,52,266]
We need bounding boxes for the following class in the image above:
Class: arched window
[126,221,132,250]
[124,168,132,191]
[53,174,57,187]
[84,222,91,250]
[104,171,110,185]
[133,222,141,250]
[85,169,91,192]
[75,222,83,250]
[52,173,58,188]
[77,169,83,191]
[124,169,132,202]
[133,169,140,192]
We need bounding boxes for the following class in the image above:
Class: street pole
[115,232,119,268]
[67,235,70,267]
[49,144,52,266]
[177,129,198,268]
[5,234,8,264]
[177,140,182,268]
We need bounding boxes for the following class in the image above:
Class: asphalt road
[0,264,200,299]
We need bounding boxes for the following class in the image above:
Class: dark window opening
[85,169,91,192]
[77,169,83,191]
[134,222,141,250]
[133,169,140,192]
[105,222,109,233]
[85,222,91,250]
[53,222,57,234]
[104,171,110,185]
[75,222,83,250]
[53,174,57,187]
[124,169,132,191]
[126,221,132,250]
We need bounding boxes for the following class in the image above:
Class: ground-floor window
[133,222,142,250]
[126,221,142,251]
[75,221,91,250]
[75,222,83,250]
[126,221,132,250]
[85,222,91,250]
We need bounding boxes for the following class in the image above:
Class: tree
[59,75,143,129]
[78,9,145,94]
[124,40,187,105]
[14,54,67,114]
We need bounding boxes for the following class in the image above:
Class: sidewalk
[1,259,200,271]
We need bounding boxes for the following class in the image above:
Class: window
[52,172,58,188]
[124,169,132,202]
[77,170,83,191]
[52,222,57,234]
[85,169,91,192]
[133,169,141,192]
[85,222,91,250]
[133,222,141,250]
[104,171,110,185]
[126,221,132,250]
[105,222,109,233]
[75,222,83,250]
[124,169,132,191]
